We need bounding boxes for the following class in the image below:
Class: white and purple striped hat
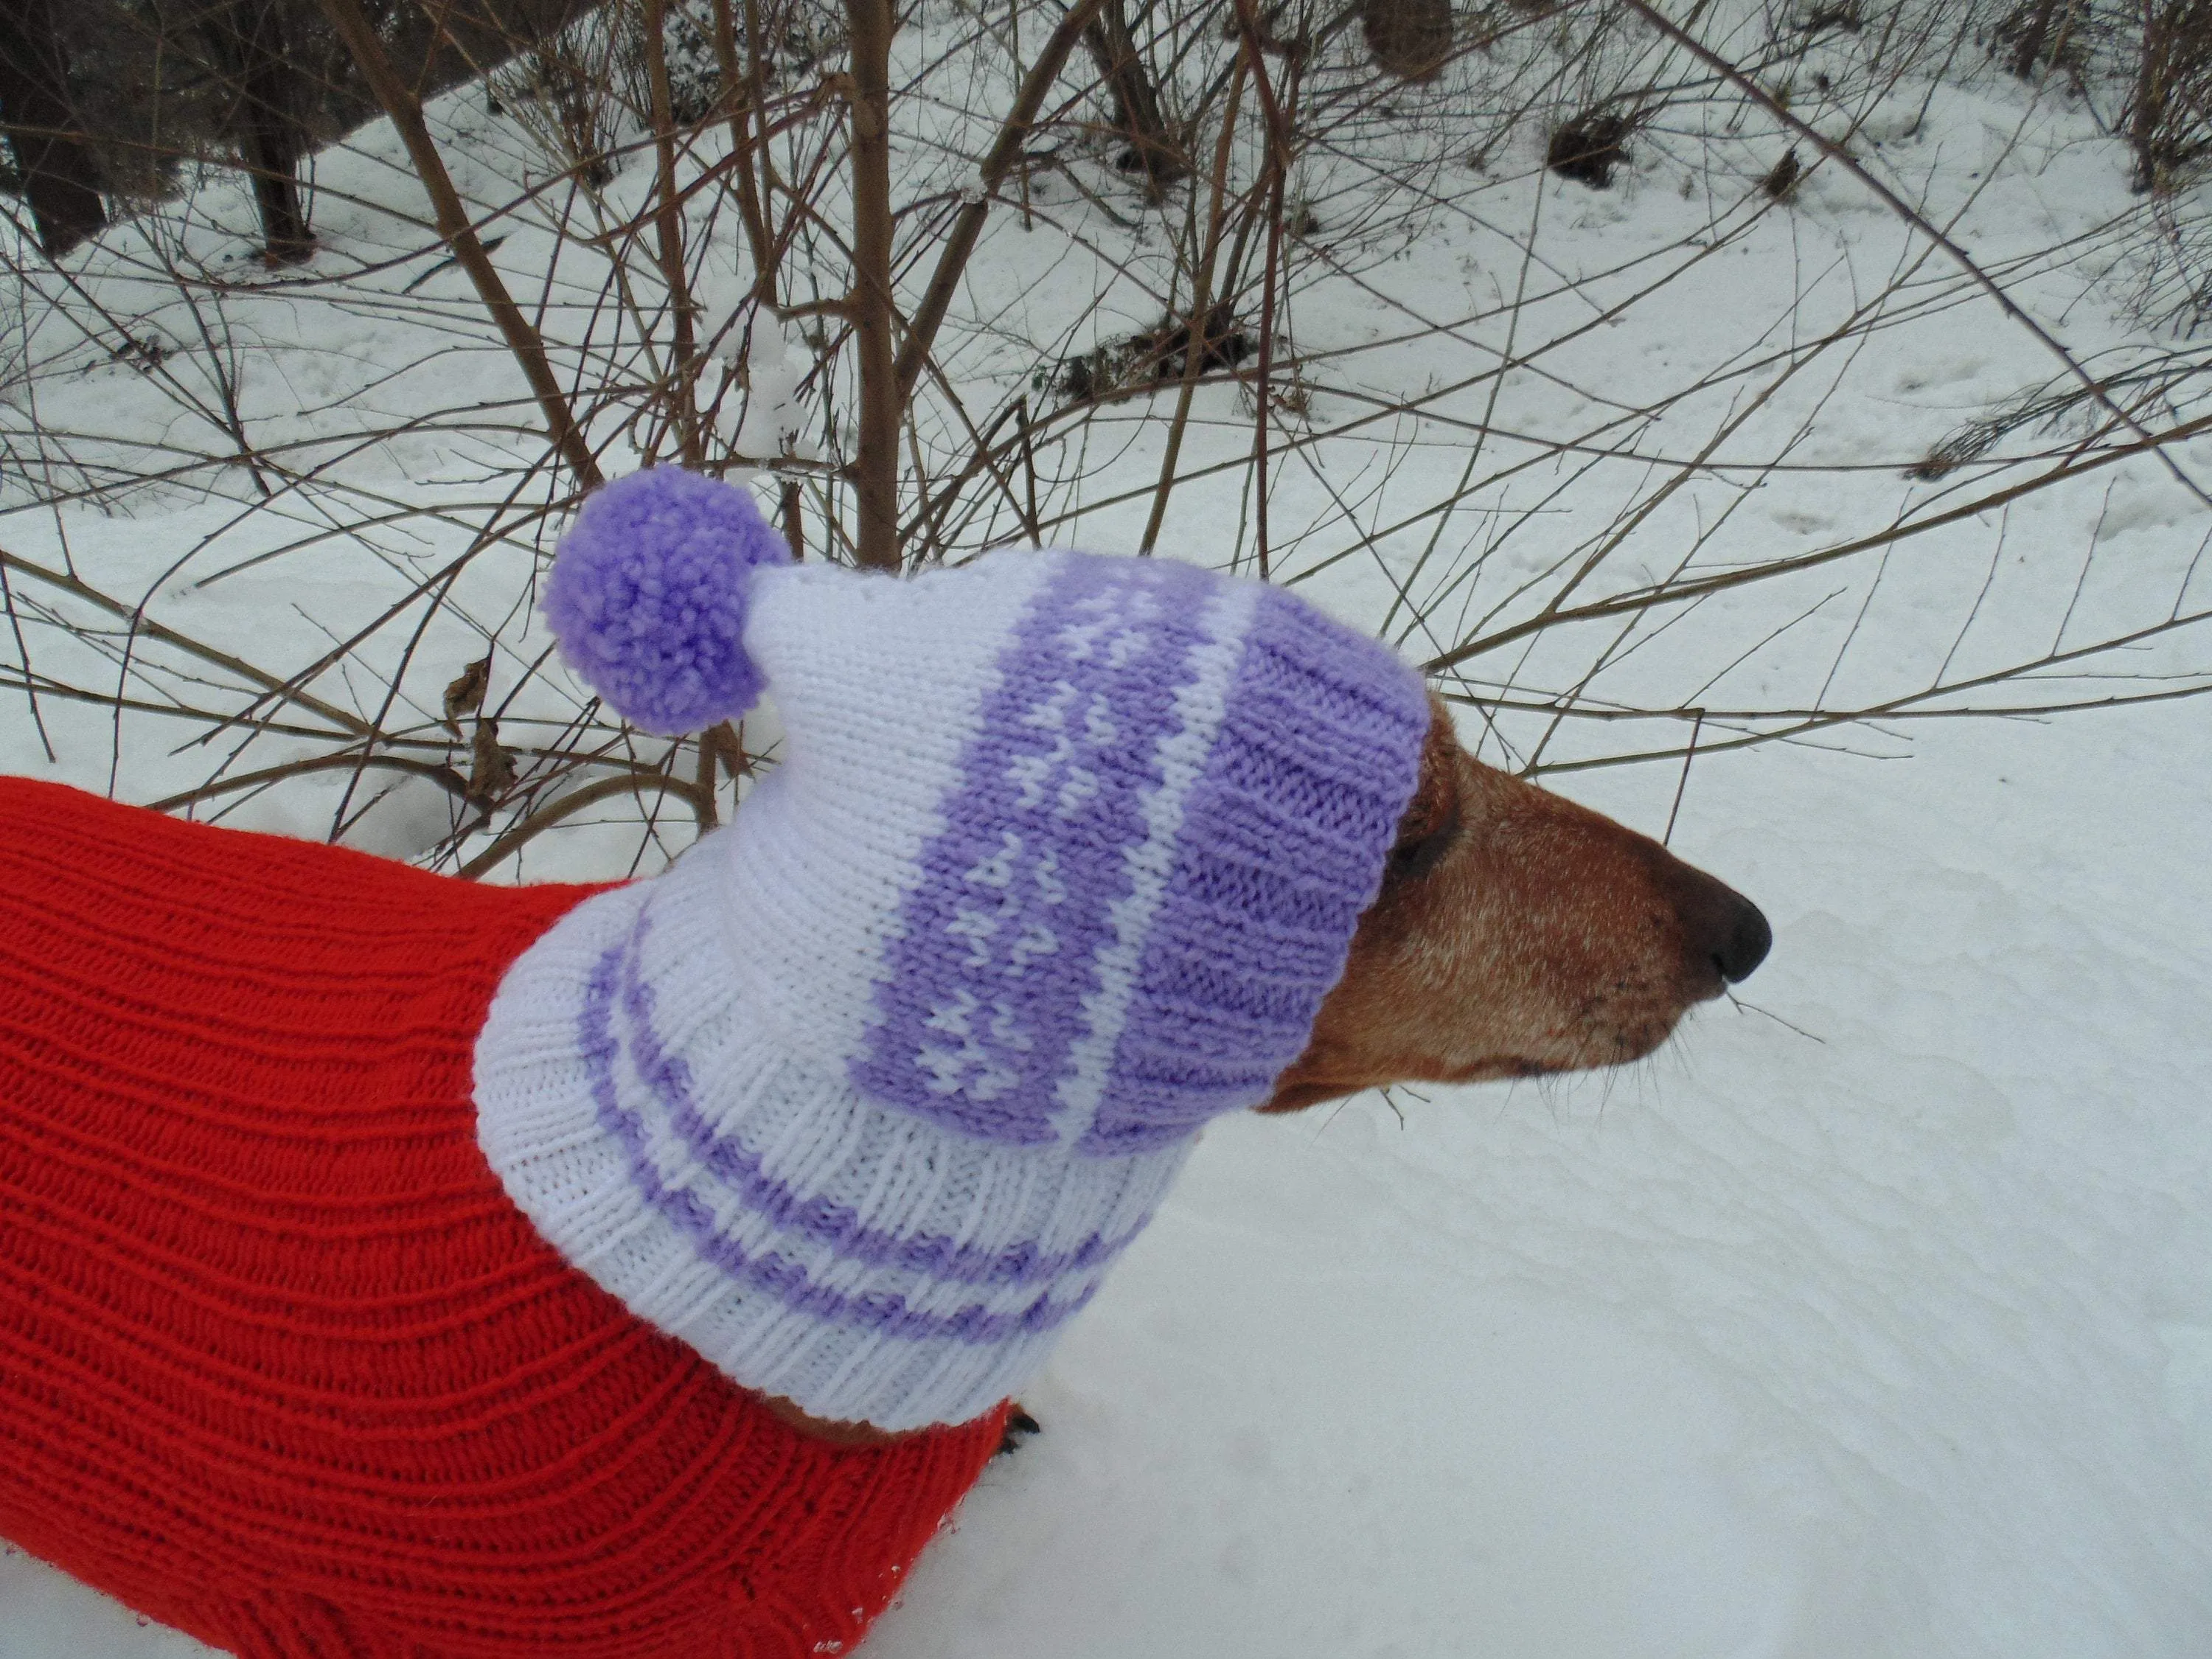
[473,469,1428,1429]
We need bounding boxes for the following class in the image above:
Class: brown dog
[0,699,1766,1656]
[771,700,1767,1447]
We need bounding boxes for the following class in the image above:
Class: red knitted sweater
[0,777,1005,1658]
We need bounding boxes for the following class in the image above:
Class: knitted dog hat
[474,469,1429,1430]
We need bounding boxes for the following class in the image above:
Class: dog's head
[1266,699,1770,1112]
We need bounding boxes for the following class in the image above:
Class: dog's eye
[1385,786,1459,884]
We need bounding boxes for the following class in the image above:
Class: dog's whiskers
[1311,1096,1357,1141]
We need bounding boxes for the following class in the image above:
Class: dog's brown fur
[778,700,1768,1444]
[1267,697,1767,1109]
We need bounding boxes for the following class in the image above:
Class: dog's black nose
[1662,860,1771,987]
[1713,894,1771,984]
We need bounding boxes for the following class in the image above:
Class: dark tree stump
[1547,110,1634,189]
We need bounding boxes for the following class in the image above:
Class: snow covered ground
[3,8,2210,1655]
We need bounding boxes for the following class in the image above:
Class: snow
[4,7,2211,1655]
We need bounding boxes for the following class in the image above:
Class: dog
[1,475,1766,1659]
[0,703,1764,1656]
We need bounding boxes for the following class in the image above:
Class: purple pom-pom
[543,468,791,736]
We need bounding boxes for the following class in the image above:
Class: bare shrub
[2128,0,2212,190]
[1547,106,1639,184]
[0,0,2205,879]
[492,20,627,188]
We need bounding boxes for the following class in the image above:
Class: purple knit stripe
[849,554,1229,1144]
[612,919,1149,1287]
[577,933,1099,1346]
[1081,585,1428,1155]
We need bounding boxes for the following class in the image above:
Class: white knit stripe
[660,1110,1189,1427]
[1048,577,1262,1146]
[474,879,656,1262]
[712,553,1058,1070]
[658,1068,1175,1330]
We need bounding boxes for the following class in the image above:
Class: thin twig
[145,751,472,815]
[460,771,715,879]
[896,0,1107,402]
[316,0,605,490]
[642,0,703,466]
[1662,708,1705,846]
[844,0,902,569]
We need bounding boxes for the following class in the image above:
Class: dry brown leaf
[468,717,517,806]
[444,655,493,735]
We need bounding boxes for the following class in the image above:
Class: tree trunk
[1084,0,1185,197]
[2003,0,2065,80]
[0,0,105,256]
[2132,0,2179,192]
[845,0,902,570]
[204,0,313,262]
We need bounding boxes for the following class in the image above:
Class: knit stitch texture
[0,778,1004,1659]
[481,529,1433,1430]
[542,466,791,735]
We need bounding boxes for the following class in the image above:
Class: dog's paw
[995,1408,1042,1456]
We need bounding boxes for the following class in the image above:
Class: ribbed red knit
[0,778,1005,1658]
